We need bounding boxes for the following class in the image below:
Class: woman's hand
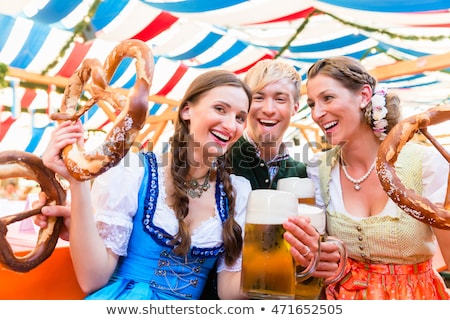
[313,240,343,279]
[283,216,320,266]
[33,191,71,241]
[42,120,84,183]
[283,216,343,279]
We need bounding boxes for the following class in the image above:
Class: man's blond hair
[244,60,302,104]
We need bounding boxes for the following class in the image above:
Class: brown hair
[169,70,252,265]
[307,56,401,134]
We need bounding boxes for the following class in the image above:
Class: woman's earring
[211,158,218,169]
[360,103,366,109]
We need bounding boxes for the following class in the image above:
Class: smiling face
[246,78,298,148]
[306,74,369,146]
[181,85,249,160]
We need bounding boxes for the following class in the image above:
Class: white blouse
[307,145,449,220]
[90,151,251,272]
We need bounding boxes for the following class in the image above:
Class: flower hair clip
[371,86,388,140]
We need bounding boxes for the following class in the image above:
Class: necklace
[183,169,211,198]
[341,158,376,191]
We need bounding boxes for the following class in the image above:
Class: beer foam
[297,204,326,234]
[277,177,315,198]
[246,189,297,224]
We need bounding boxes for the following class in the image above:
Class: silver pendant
[186,189,202,198]
[354,184,361,191]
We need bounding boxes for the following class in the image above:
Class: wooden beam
[7,66,68,88]
[6,52,450,148]
[370,51,450,81]
[9,51,450,103]
[6,66,179,107]
[300,51,450,94]
[146,110,177,123]
[6,66,180,148]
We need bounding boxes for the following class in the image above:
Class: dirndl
[326,258,449,300]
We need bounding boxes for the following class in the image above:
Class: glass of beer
[277,177,316,205]
[240,189,320,300]
[294,204,347,300]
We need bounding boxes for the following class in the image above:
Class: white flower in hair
[371,86,388,140]
[372,98,387,120]
[373,119,388,130]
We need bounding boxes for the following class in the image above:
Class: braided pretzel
[0,151,66,272]
[51,39,154,181]
[0,40,153,272]
[376,104,450,229]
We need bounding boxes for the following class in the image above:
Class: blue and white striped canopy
[1,0,449,152]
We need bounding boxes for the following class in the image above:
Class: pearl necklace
[341,159,376,191]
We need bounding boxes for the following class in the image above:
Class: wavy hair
[169,70,252,265]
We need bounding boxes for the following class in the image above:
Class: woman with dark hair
[41,70,253,300]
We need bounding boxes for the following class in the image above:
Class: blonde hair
[244,60,302,104]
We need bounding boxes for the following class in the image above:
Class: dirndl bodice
[86,152,228,300]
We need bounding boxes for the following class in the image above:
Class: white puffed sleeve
[91,152,145,256]
[217,174,252,273]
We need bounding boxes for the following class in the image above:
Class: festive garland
[274,11,315,58]
[0,62,8,88]
[0,1,101,92]
[39,5,450,74]
[40,0,101,75]
[2,5,450,86]
[275,9,450,58]
[325,10,449,42]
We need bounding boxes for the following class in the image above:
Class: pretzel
[50,39,154,181]
[0,151,66,272]
[376,104,450,229]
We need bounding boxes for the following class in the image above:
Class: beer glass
[294,204,347,300]
[240,189,320,300]
[277,177,316,205]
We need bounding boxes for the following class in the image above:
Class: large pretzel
[0,40,153,272]
[376,104,450,229]
[0,151,66,272]
[50,39,154,181]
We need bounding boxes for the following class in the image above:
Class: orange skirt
[326,258,449,300]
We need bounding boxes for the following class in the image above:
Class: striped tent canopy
[1,0,450,154]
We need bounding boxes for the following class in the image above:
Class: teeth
[323,121,337,129]
[212,130,230,141]
[260,119,277,125]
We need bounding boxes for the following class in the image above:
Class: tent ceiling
[1,0,450,153]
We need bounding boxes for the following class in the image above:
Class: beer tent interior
[0,0,449,299]
[1,0,450,154]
